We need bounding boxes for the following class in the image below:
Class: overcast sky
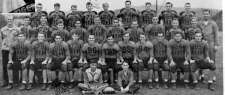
[36,0,222,12]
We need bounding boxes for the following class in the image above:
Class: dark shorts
[170,58,189,72]
[138,59,152,70]
[154,57,169,71]
[7,59,29,70]
[47,58,66,71]
[101,58,122,72]
[30,59,47,71]
[190,59,216,72]
[67,59,80,71]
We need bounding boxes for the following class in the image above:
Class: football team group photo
[0,0,223,95]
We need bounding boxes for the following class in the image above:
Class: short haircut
[166,2,173,7]
[185,2,190,5]
[125,0,131,4]
[54,3,60,7]
[145,2,151,6]
[86,2,92,5]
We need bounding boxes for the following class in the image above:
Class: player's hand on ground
[21,60,27,64]
[170,60,175,66]
[184,60,189,65]
[190,60,195,64]
[30,61,35,64]
[8,60,13,64]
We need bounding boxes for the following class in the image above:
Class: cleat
[5,84,13,90]
[19,84,26,90]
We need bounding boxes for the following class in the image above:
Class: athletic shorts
[67,59,80,71]
[102,58,122,72]
[138,58,153,70]
[154,57,169,71]
[30,59,47,71]
[7,59,29,70]
[170,58,189,72]
[47,58,66,71]
[190,59,216,72]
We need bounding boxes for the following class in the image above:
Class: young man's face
[157,33,165,40]
[75,21,81,27]
[123,33,130,41]
[18,34,26,41]
[24,18,30,25]
[174,33,182,41]
[122,63,129,70]
[71,6,77,12]
[90,64,97,71]
[88,35,95,44]
[72,34,79,40]
[38,33,45,41]
[145,4,151,10]
[172,20,179,28]
[125,2,131,8]
[195,33,202,41]
[36,4,43,12]
[166,3,172,10]
[57,23,64,29]
[113,20,119,26]
[185,4,191,11]
[40,16,47,24]
[7,17,13,25]
[94,18,101,24]
[102,3,109,10]
[152,17,158,24]
[55,36,62,42]
[191,18,197,26]
[203,11,210,20]
[140,34,146,42]
[54,6,60,11]
[86,4,93,11]
[107,36,114,45]
[131,21,138,28]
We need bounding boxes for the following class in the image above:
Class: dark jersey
[167,28,184,40]
[49,11,66,27]
[152,39,168,58]
[82,43,101,60]
[189,40,209,60]
[32,41,49,61]
[70,27,88,42]
[49,42,70,60]
[118,41,136,59]
[186,26,202,40]
[66,11,83,31]
[82,11,97,29]
[117,8,139,28]
[140,9,156,27]
[159,10,178,30]
[145,24,165,41]
[30,11,48,28]
[67,40,83,60]
[36,24,52,41]
[51,29,70,42]
[98,10,115,28]
[108,26,125,43]
[10,40,31,60]
[20,25,36,40]
[87,24,107,43]
[179,11,196,30]
[136,41,153,59]
[102,43,120,59]
[168,39,190,60]
[126,28,144,43]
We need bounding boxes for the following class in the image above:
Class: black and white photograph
[0,0,35,13]
[0,0,223,95]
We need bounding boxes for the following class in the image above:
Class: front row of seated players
[5,30,216,92]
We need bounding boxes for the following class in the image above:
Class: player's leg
[153,59,160,89]
[20,60,28,90]
[59,62,67,86]
[27,61,37,90]
[1,50,9,87]
[182,60,190,88]
[147,61,154,89]
[6,62,14,89]
[170,59,177,89]
[67,61,74,88]
[41,64,48,90]
[190,60,199,89]
[138,60,144,84]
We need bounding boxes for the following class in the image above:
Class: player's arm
[82,44,88,63]
[148,41,154,62]
[167,40,173,61]
[8,43,14,63]
[204,42,210,60]
[47,43,54,64]
[22,41,32,63]
[132,42,138,62]
[43,42,50,63]
[115,44,121,63]
[30,42,35,63]
[63,42,71,63]
[101,44,106,62]
[212,21,219,47]
[159,11,164,25]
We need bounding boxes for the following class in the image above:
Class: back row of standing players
[2,0,219,91]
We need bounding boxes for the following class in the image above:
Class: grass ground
[0,32,223,95]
